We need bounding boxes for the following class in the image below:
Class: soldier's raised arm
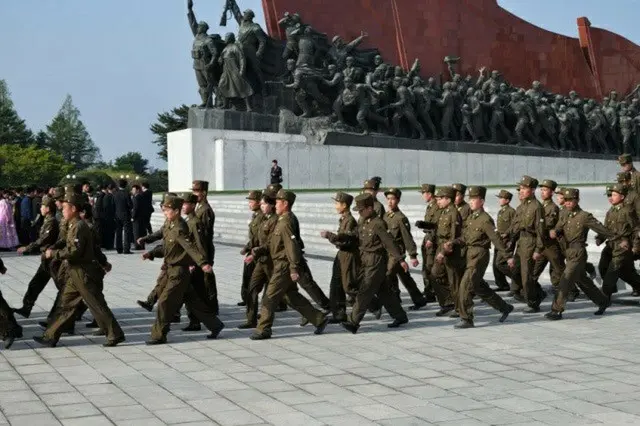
[187,0,198,36]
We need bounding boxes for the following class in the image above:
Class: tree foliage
[150,104,189,161]
[0,144,72,187]
[113,151,149,175]
[0,80,34,146]
[44,94,100,170]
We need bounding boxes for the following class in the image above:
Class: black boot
[13,306,32,318]
[454,319,474,329]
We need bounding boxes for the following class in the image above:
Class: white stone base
[168,129,619,191]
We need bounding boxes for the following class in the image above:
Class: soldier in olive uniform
[320,192,359,323]
[383,188,427,310]
[250,190,329,340]
[452,183,471,223]
[493,190,515,292]
[596,184,640,298]
[239,191,280,328]
[454,186,514,328]
[239,190,263,307]
[532,180,565,292]
[362,179,385,218]
[144,196,224,344]
[432,187,463,317]
[503,176,547,313]
[415,184,438,302]
[339,193,409,333]
[13,195,60,318]
[188,180,218,327]
[618,154,640,193]
[33,194,125,347]
[0,258,22,349]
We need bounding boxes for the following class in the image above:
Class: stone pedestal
[167,128,619,192]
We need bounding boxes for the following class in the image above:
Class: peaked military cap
[52,187,65,200]
[611,184,627,196]
[246,190,262,201]
[352,193,374,211]
[451,183,467,194]
[162,192,178,203]
[276,189,296,205]
[518,175,539,188]
[435,186,456,199]
[495,189,512,200]
[467,186,487,199]
[617,171,631,182]
[41,195,56,209]
[419,184,436,194]
[540,179,558,190]
[563,188,580,200]
[162,195,184,210]
[191,180,209,191]
[63,193,85,207]
[370,176,382,190]
[263,183,282,198]
[180,192,198,204]
[362,179,377,190]
[554,186,566,195]
[384,188,402,198]
[605,185,614,196]
[332,192,354,205]
[618,153,633,165]
[64,184,78,195]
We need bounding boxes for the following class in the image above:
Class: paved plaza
[1,240,640,426]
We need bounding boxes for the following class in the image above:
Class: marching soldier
[532,180,565,292]
[239,190,264,307]
[362,179,385,218]
[452,183,471,223]
[415,184,438,302]
[546,188,613,320]
[493,190,515,292]
[340,193,409,333]
[596,184,640,298]
[0,257,22,349]
[454,186,514,328]
[321,192,359,323]
[383,188,427,310]
[250,190,329,340]
[504,176,547,313]
[33,194,125,348]
[143,195,224,344]
[432,187,463,317]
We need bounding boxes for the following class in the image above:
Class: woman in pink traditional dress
[0,192,19,249]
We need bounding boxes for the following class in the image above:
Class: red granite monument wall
[262,0,640,99]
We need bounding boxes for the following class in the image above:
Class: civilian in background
[113,179,133,254]
[131,184,147,250]
[0,192,19,250]
[102,185,116,250]
[270,159,283,185]
[141,182,153,234]
[20,187,35,244]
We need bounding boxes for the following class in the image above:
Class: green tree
[45,94,100,170]
[0,80,34,146]
[0,144,72,187]
[150,104,189,161]
[113,151,149,175]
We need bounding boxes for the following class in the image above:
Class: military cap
[451,183,467,194]
[370,176,382,190]
[162,192,177,202]
[617,171,631,182]
[191,180,209,191]
[435,186,456,199]
[246,190,262,201]
[563,188,580,200]
[52,187,65,200]
[362,179,377,190]
[41,195,56,209]
[540,179,558,190]
[275,189,296,205]
[263,183,282,199]
[618,153,633,165]
[384,188,402,198]
[495,189,513,200]
[518,175,539,188]
[605,185,614,196]
[611,183,627,196]
[332,192,354,205]
[467,186,487,199]
[419,184,436,194]
[63,193,85,207]
[64,184,77,195]
[162,195,184,210]
[352,193,374,211]
[180,192,198,204]
[554,186,566,195]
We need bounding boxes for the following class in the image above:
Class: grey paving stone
[49,402,101,419]
[7,413,62,426]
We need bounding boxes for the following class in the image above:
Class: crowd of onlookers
[0,179,154,253]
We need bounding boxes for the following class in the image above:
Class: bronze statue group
[1,153,640,348]
[186,1,640,154]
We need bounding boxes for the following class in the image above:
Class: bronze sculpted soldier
[217,33,254,111]
[334,77,388,135]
